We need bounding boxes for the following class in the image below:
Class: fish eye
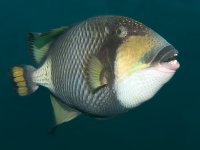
[116,26,128,38]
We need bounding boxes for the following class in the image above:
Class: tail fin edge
[10,65,39,96]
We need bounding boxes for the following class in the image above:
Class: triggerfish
[11,16,180,126]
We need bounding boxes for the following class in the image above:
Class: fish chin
[114,67,176,108]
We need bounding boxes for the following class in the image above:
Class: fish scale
[48,20,125,116]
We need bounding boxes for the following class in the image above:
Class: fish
[10,16,180,126]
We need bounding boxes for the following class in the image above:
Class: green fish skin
[10,16,180,126]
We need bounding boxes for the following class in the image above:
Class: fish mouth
[152,45,180,72]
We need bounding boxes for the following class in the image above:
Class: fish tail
[10,65,39,96]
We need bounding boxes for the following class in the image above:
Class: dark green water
[0,0,199,149]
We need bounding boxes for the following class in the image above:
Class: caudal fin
[10,65,39,96]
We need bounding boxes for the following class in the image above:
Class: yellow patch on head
[115,35,157,81]
[129,63,149,74]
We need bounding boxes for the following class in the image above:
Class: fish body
[11,16,180,126]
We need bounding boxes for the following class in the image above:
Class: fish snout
[152,46,180,73]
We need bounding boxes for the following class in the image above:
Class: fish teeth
[169,60,177,64]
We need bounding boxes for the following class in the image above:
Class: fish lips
[151,45,180,72]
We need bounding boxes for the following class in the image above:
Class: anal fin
[50,95,80,126]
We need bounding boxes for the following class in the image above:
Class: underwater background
[0,0,199,149]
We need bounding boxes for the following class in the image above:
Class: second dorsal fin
[28,26,68,65]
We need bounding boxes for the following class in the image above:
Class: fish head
[108,17,180,108]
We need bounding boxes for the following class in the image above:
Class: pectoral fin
[50,95,80,126]
[88,56,108,91]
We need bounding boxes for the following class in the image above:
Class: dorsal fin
[28,26,68,65]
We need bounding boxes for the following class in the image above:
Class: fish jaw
[155,60,180,73]
[114,66,177,108]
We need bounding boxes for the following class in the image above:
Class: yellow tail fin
[11,65,39,96]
